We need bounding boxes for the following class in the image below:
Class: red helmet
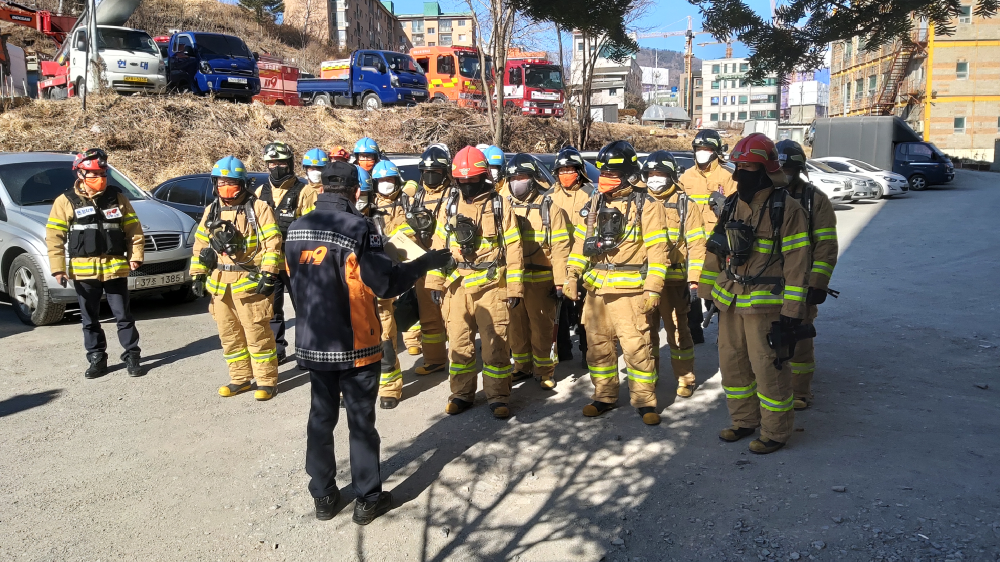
[451,146,488,180]
[330,146,350,161]
[73,148,108,172]
[729,133,781,173]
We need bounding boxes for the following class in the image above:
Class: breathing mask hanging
[449,214,480,257]
[724,219,756,267]
[206,219,247,257]
[597,206,626,248]
[406,207,435,236]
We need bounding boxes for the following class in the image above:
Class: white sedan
[800,165,853,203]
[814,157,909,199]
[806,159,879,201]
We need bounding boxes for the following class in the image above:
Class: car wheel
[8,254,66,326]
[362,93,382,111]
[75,77,86,98]
[873,184,884,199]
[161,283,200,304]
[909,173,928,191]
[313,94,331,107]
[432,93,449,104]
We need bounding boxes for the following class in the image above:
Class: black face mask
[269,164,294,185]
[422,170,446,188]
[735,168,772,202]
[458,178,488,200]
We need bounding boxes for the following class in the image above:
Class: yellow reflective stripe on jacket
[811,261,834,278]
[781,232,810,252]
[503,226,521,245]
[813,227,837,242]
[122,213,139,227]
[567,253,588,270]
[685,227,706,242]
[195,226,210,242]
[550,229,570,243]
[523,269,553,283]
[259,223,281,240]
[688,193,711,204]
[463,268,494,287]
[505,268,523,284]
[261,252,282,267]
[584,270,645,290]
[69,259,129,276]
[206,276,257,295]
[783,285,807,303]
[390,223,416,236]
[643,229,667,247]
[46,218,69,232]
[647,262,667,280]
[755,238,775,253]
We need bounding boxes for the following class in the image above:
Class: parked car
[165,32,262,102]
[298,51,429,109]
[0,152,198,326]
[803,159,862,202]
[814,157,909,199]
[150,172,271,220]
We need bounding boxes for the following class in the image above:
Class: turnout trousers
[209,287,279,387]
[790,321,816,402]
[509,280,557,381]
[445,282,513,404]
[687,297,705,342]
[717,306,795,443]
[649,284,696,386]
[74,277,140,357]
[306,363,382,503]
[377,297,403,399]
[269,270,292,358]
[584,290,657,409]
[402,276,447,365]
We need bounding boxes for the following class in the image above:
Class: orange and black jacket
[285,192,425,372]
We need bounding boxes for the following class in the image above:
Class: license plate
[414,91,426,97]
[130,272,186,290]
[544,109,552,114]
[124,76,149,83]
[228,77,248,84]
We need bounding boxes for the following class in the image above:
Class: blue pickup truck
[298,50,428,109]
[163,32,261,103]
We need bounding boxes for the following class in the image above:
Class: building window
[413,20,424,32]
[440,20,452,32]
[428,27,435,34]
[458,34,467,42]
[740,63,749,72]
[711,81,719,89]
[694,78,702,86]
[710,96,719,105]
[577,41,584,51]
[730,95,736,104]
[710,113,719,121]
[695,91,702,98]
[954,116,965,133]
[722,96,728,105]
[959,5,972,23]
[712,64,720,74]
[738,111,747,120]
[695,104,702,110]
[738,95,748,103]
[429,42,435,46]
[458,19,467,26]
[956,61,969,79]
[440,33,452,46]
[609,88,618,96]
[868,75,877,94]
[854,78,863,97]
[412,33,425,45]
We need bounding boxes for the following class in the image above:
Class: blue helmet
[484,145,505,168]
[302,148,329,168]
[372,160,400,181]
[356,166,372,191]
[211,156,248,182]
[353,137,380,157]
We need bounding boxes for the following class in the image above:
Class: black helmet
[596,140,640,177]
[418,146,451,172]
[692,129,726,155]
[641,150,679,183]
[552,146,586,174]
[506,153,544,181]
[775,139,807,171]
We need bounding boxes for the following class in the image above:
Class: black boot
[314,490,341,521]
[123,351,143,378]
[84,352,107,379]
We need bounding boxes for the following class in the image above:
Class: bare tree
[466,0,518,147]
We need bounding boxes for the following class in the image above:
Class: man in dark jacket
[286,160,450,525]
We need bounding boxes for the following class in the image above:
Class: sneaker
[380,397,399,409]
[219,381,252,397]
[352,491,392,526]
[123,351,143,378]
[445,398,472,415]
[314,491,341,521]
[84,352,108,379]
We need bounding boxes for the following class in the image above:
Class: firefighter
[353,137,381,173]
[680,129,737,344]
[190,156,283,401]
[426,146,525,419]
[46,148,145,378]
[330,146,350,163]
[355,166,374,215]
[397,145,452,374]
[564,141,669,426]
[256,142,318,362]
[504,153,572,389]
[641,150,707,398]
[699,133,811,454]
[483,145,506,189]
[550,146,593,366]
[775,139,839,411]
[303,148,330,192]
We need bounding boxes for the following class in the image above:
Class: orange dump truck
[409,46,489,108]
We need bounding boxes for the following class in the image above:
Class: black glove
[779,314,803,328]
[582,237,601,257]
[198,247,218,271]
[505,297,521,309]
[430,290,444,306]
[413,249,454,274]
[806,287,828,305]
[191,274,206,298]
[255,272,278,297]
[709,192,728,217]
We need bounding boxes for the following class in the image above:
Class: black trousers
[688,297,705,342]
[306,363,382,502]
[270,270,292,355]
[74,277,140,357]
[556,295,587,360]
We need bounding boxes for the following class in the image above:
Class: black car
[150,172,272,220]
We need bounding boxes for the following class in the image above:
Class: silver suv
[0,152,198,326]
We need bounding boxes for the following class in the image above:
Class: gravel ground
[2,170,998,562]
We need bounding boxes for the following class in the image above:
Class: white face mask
[490,168,500,181]
[695,151,715,165]
[307,169,323,184]
[377,180,397,196]
[646,176,670,193]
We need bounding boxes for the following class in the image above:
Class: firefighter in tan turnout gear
[504,153,572,389]
[775,140,839,411]
[565,140,670,426]
[426,146,524,419]
[699,133,812,454]
[640,151,707,398]
[190,156,283,401]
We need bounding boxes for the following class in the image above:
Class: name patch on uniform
[75,206,97,218]
[103,207,123,219]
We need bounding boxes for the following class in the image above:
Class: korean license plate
[228,77,248,84]
[544,109,552,114]
[124,76,149,83]
[130,272,186,290]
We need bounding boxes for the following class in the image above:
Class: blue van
[893,142,955,191]
[167,32,261,103]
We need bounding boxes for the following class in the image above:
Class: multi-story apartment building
[395,2,477,49]
[570,32,642,110]
[701,57,780,128]
[782,72,829,124]
[829,11,1000,160]
[284,0,418,54]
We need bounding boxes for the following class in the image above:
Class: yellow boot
[415,363,446,376]
[219,382,252,397]
[254,386,276,401]
[539,376,556,390]
[676,374,696,398]
[407,346,422,356]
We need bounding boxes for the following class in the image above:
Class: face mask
[269,164,293,184]
[598,175,622,194]
[377,180,397,196]
[356,191,371,213]
[646,176,671,193]
[735,168,771,202]
[510,178,533,200]
[423,170,445,188]
[217,182,242,200]
[490,168,500,181]
[83,176,108,194]
[458,179,486,200]
[695,151,715,165]
[307,169,323,184]
[558,171,579,189]
[358,158,376,172]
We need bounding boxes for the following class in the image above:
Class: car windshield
[808,159,838,173]
[847,159,881,172]
[194,34,252,59]
[385,53,421,74]
[459,53,486,79]
[98,28,159,56]
[0,161,145,206]
[524,66,563,90]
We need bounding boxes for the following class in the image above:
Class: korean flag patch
[103,207,123,219]
[369,233,384,250]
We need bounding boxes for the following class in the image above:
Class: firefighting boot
[314,490,341,521]
[749,438,786,454]
[490,403,510,419]
[582,401,616,417]
[414,363,446,376]
[512,370,532,382]
[254,386,276,401]
[84,352,108,379]
[407,346,421,356]
[380,397,399,409]
[445,398,472,415]
[637,407,661,425]
[123,351,144,378]
[219,381,252,397]
[539,375,556,390]
[793,398,810,410]
[677,374,696,398]
[719,426,757,442]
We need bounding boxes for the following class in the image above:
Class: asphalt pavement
[1,170,998,562]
